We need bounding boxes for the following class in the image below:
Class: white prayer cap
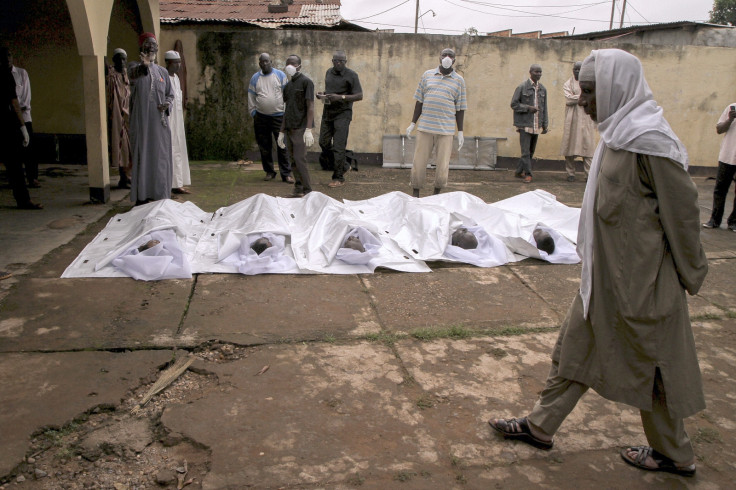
[578,52,596,82]
[164,50,180,61]
[113,48,127,57]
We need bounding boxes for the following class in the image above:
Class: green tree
[710,0,736,25]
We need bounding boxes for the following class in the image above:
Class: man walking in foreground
[490,49,708,478]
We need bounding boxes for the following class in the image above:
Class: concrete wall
[161,27,731,168]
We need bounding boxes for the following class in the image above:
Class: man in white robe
[560,61,596,182]
[165,50,191,195]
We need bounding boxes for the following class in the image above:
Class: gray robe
[128,62,174,202]
[557,148,708,418]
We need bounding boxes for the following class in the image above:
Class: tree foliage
[710,0,736,26]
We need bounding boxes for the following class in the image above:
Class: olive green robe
[557,147,708,418]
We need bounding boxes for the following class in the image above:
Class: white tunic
[170,74,191,188]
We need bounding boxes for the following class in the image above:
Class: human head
[332,50,347,73]
[112,48,127,72]
[258,53,272,74]
[285,54,301,77]
[439,48,455,71]
[578,53,597,121]
[451,228,478,250]
[139,33,158,63]
[251,237,272,255]
[533,229,555,255]
[0,47,12,70]
[138,239,160,252]
[165,50,181,75]
[529,64,542,83]
[572,61,582,81]
[343,235,365,253]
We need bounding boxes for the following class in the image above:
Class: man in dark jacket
[510,64,548,183]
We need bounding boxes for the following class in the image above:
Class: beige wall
[161,28,730,168]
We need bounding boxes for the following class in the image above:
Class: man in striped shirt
[406,48,467,197]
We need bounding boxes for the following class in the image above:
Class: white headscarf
[578,49,689,318]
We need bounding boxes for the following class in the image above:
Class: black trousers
[1,126,31,206]
[22,121,37,184]
[319,113,351,182]
[709,161,736,226]
[286,128,311,194]
[254,112,290,179]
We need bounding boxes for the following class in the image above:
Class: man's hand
[20,125,29,147]
[729,106,736,120]
[406,122,415,138]
[303,128,314,147]
[277,132,286,149]
[457,131,464,150]
[157,104,169,113]
[528,106,539,113]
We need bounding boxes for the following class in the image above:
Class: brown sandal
[621,446,695,477]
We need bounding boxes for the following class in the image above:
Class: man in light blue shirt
[406,48,467,197]
[248,53,293,182]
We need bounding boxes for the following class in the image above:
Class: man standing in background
[128,32,174,205]
[165,50,191,195]
[107,48,132,189]
[278,54,315,198]
[248,53,293,183]
[703,103,736,232]
[511,64,548,183]
[9,51,37,188]
[317,50,363,188]
[560,61,595,182]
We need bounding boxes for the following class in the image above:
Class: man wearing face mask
[248,53,292,183]
[511,64,548,183]
[128,33,174,205]
[316,50,363,188]
[278,54,315,198]
[406,48,467,197]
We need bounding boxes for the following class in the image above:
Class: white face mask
[441,56,453,69]
[284,65,298,77]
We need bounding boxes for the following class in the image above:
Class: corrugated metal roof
[160,0,348,28]
[555,21,733,40]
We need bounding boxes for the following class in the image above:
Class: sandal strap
[630,446,654,465]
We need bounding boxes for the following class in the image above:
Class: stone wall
[160,27,731,167]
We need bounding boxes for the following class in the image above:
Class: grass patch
[323,333,337,343]
[416,394,435,410]
[726,311,736,319]
[393,471,417,482]
[691,313,722,321]
[361,332,405,345]
[693,427,722,444]
[411,325,473,341]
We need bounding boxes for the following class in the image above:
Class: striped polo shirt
[414,68,467,135]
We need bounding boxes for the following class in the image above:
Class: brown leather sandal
[488,416,554,450]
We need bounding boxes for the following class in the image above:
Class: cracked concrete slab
[508,262,581,318]
[162,342,427,489]
[182,274,380,345]
[0,350,172,476]
[0,278,192,351]
[364,267,561,333]
[697,258,736,312]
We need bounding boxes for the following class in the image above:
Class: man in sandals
[489,49,707,478]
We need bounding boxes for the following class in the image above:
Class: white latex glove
[457,131,464,150]
[277,132,286,149]
[20,125,29,147]
[303,128,314,147]
[405,122,415,138]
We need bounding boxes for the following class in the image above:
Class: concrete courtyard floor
[0,161,735,489]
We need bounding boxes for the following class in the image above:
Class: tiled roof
[160,0,350,29]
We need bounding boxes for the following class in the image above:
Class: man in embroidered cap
[164,50,191,196]
[128,33,174,205]
[106,48,132,189]
[490,49,707,478]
